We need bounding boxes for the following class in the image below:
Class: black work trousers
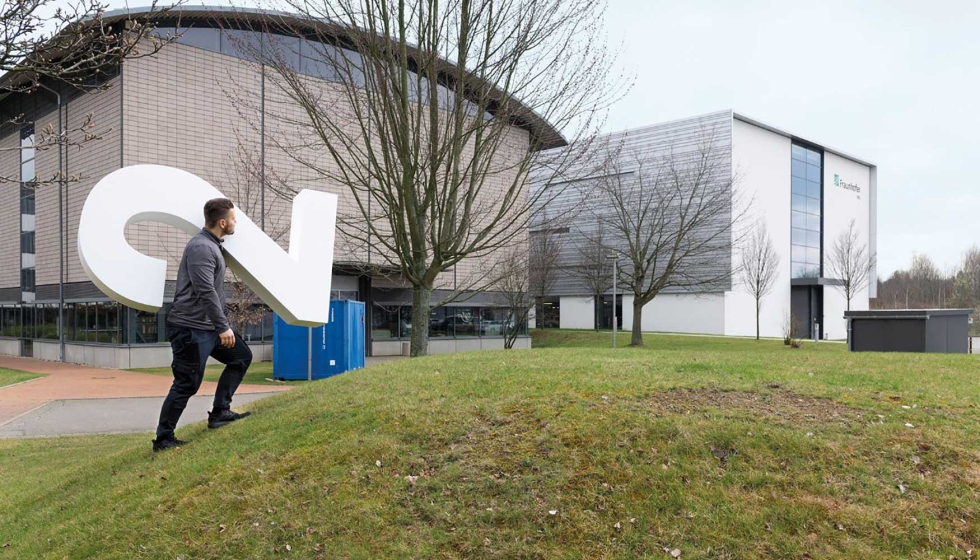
[156,324,252,439]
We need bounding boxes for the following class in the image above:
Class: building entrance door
[597,294,622,330]
[791,285,823,340]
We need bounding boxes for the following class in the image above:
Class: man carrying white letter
[153,198,253,452]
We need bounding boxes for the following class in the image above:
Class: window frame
[790,142,823,279]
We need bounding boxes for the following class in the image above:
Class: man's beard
[223,226,235,236]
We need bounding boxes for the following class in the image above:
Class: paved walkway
[0,356,291,437]
[0,392,284,438]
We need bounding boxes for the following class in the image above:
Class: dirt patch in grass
[641,388,864,426]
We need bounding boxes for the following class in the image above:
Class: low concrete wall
[28,336,506,366]
[371,337,531,356]
[33,341,61,362]
[0,337,20,357]
[372,340,410,356]
[251,343,272,363]
[560,297,596,330]
[31,341,274,369]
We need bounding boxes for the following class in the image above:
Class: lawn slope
[1,334,978,559]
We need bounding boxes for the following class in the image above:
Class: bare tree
[491,244,532,349]
[782,311,805,348]
[825,219,875,311]
[218,142,297,334]
[567,222,611,331]
[1,0,175,185]
[528,224,565,328]
[594,128,742,346]
[487,225,564,347]
[950,246,980,311]
[738,221,779,340]
[219,0,623,356]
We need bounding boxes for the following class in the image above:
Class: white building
[532,110,877,340]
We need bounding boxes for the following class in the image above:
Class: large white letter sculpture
[77,165,336,327]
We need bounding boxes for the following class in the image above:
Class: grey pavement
[0,392,280,438]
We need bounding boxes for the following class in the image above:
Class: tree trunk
[756,298,760,340]
[630,299,644,346]
[410,284,432,357]
[504,311,516,349]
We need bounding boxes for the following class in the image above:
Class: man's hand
[219,329,236,349]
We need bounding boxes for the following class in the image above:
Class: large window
[791,144,822,278]
[150,25,486,118]
[429,307,450,337]
[331,290,358,301]
[371,303,529,340]
[452,307,480,337]
[39,304,58,340]
[372,304,399,340]
[20,127,35,216]
[132,308,160,343]
[152,26,366,86]
[20,269,35,292]
[1,306,20,338]
[20,125,36,304]
[480,307,507,336]
[535,297,560,329]
[20,231,35,253]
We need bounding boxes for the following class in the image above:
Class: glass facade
[0,301,274,345]
[370,304,528,340]
[791,144,822,278]
[151,25,487,117]
[1,299,528,345]
[20,126,36,305]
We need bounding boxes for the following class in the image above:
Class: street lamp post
[608,253,618,348]
[37,83,64,363]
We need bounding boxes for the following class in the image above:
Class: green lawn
[0,368,44,389]
[131,361,302,387]
[2,332,979,559]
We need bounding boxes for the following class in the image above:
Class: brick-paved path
[0,356,290,428]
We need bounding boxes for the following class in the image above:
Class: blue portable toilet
[272,300,365,380]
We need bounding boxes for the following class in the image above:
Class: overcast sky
[600,0,980,277]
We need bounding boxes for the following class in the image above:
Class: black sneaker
[208,408,252,429]
[152,435,189,452]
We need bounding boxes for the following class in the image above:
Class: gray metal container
[844,309,973,353]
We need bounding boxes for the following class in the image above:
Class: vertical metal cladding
[530,110,734,297]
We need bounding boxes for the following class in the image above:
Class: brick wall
[122,39,530,292]
[122,42,263,281]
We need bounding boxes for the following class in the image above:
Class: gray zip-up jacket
[166,228,230,332]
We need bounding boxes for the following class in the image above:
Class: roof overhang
[1,5,566,151]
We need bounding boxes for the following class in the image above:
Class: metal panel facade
[530,110,734,297]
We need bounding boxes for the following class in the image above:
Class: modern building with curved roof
[0,6,562,365]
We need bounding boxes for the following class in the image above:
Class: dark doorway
[791,285,823,339]
[597,294,622,330]
[536,297,560,329]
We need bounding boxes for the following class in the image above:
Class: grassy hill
[1,333,978,559]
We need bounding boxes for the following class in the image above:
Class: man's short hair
[204,198,235,228]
